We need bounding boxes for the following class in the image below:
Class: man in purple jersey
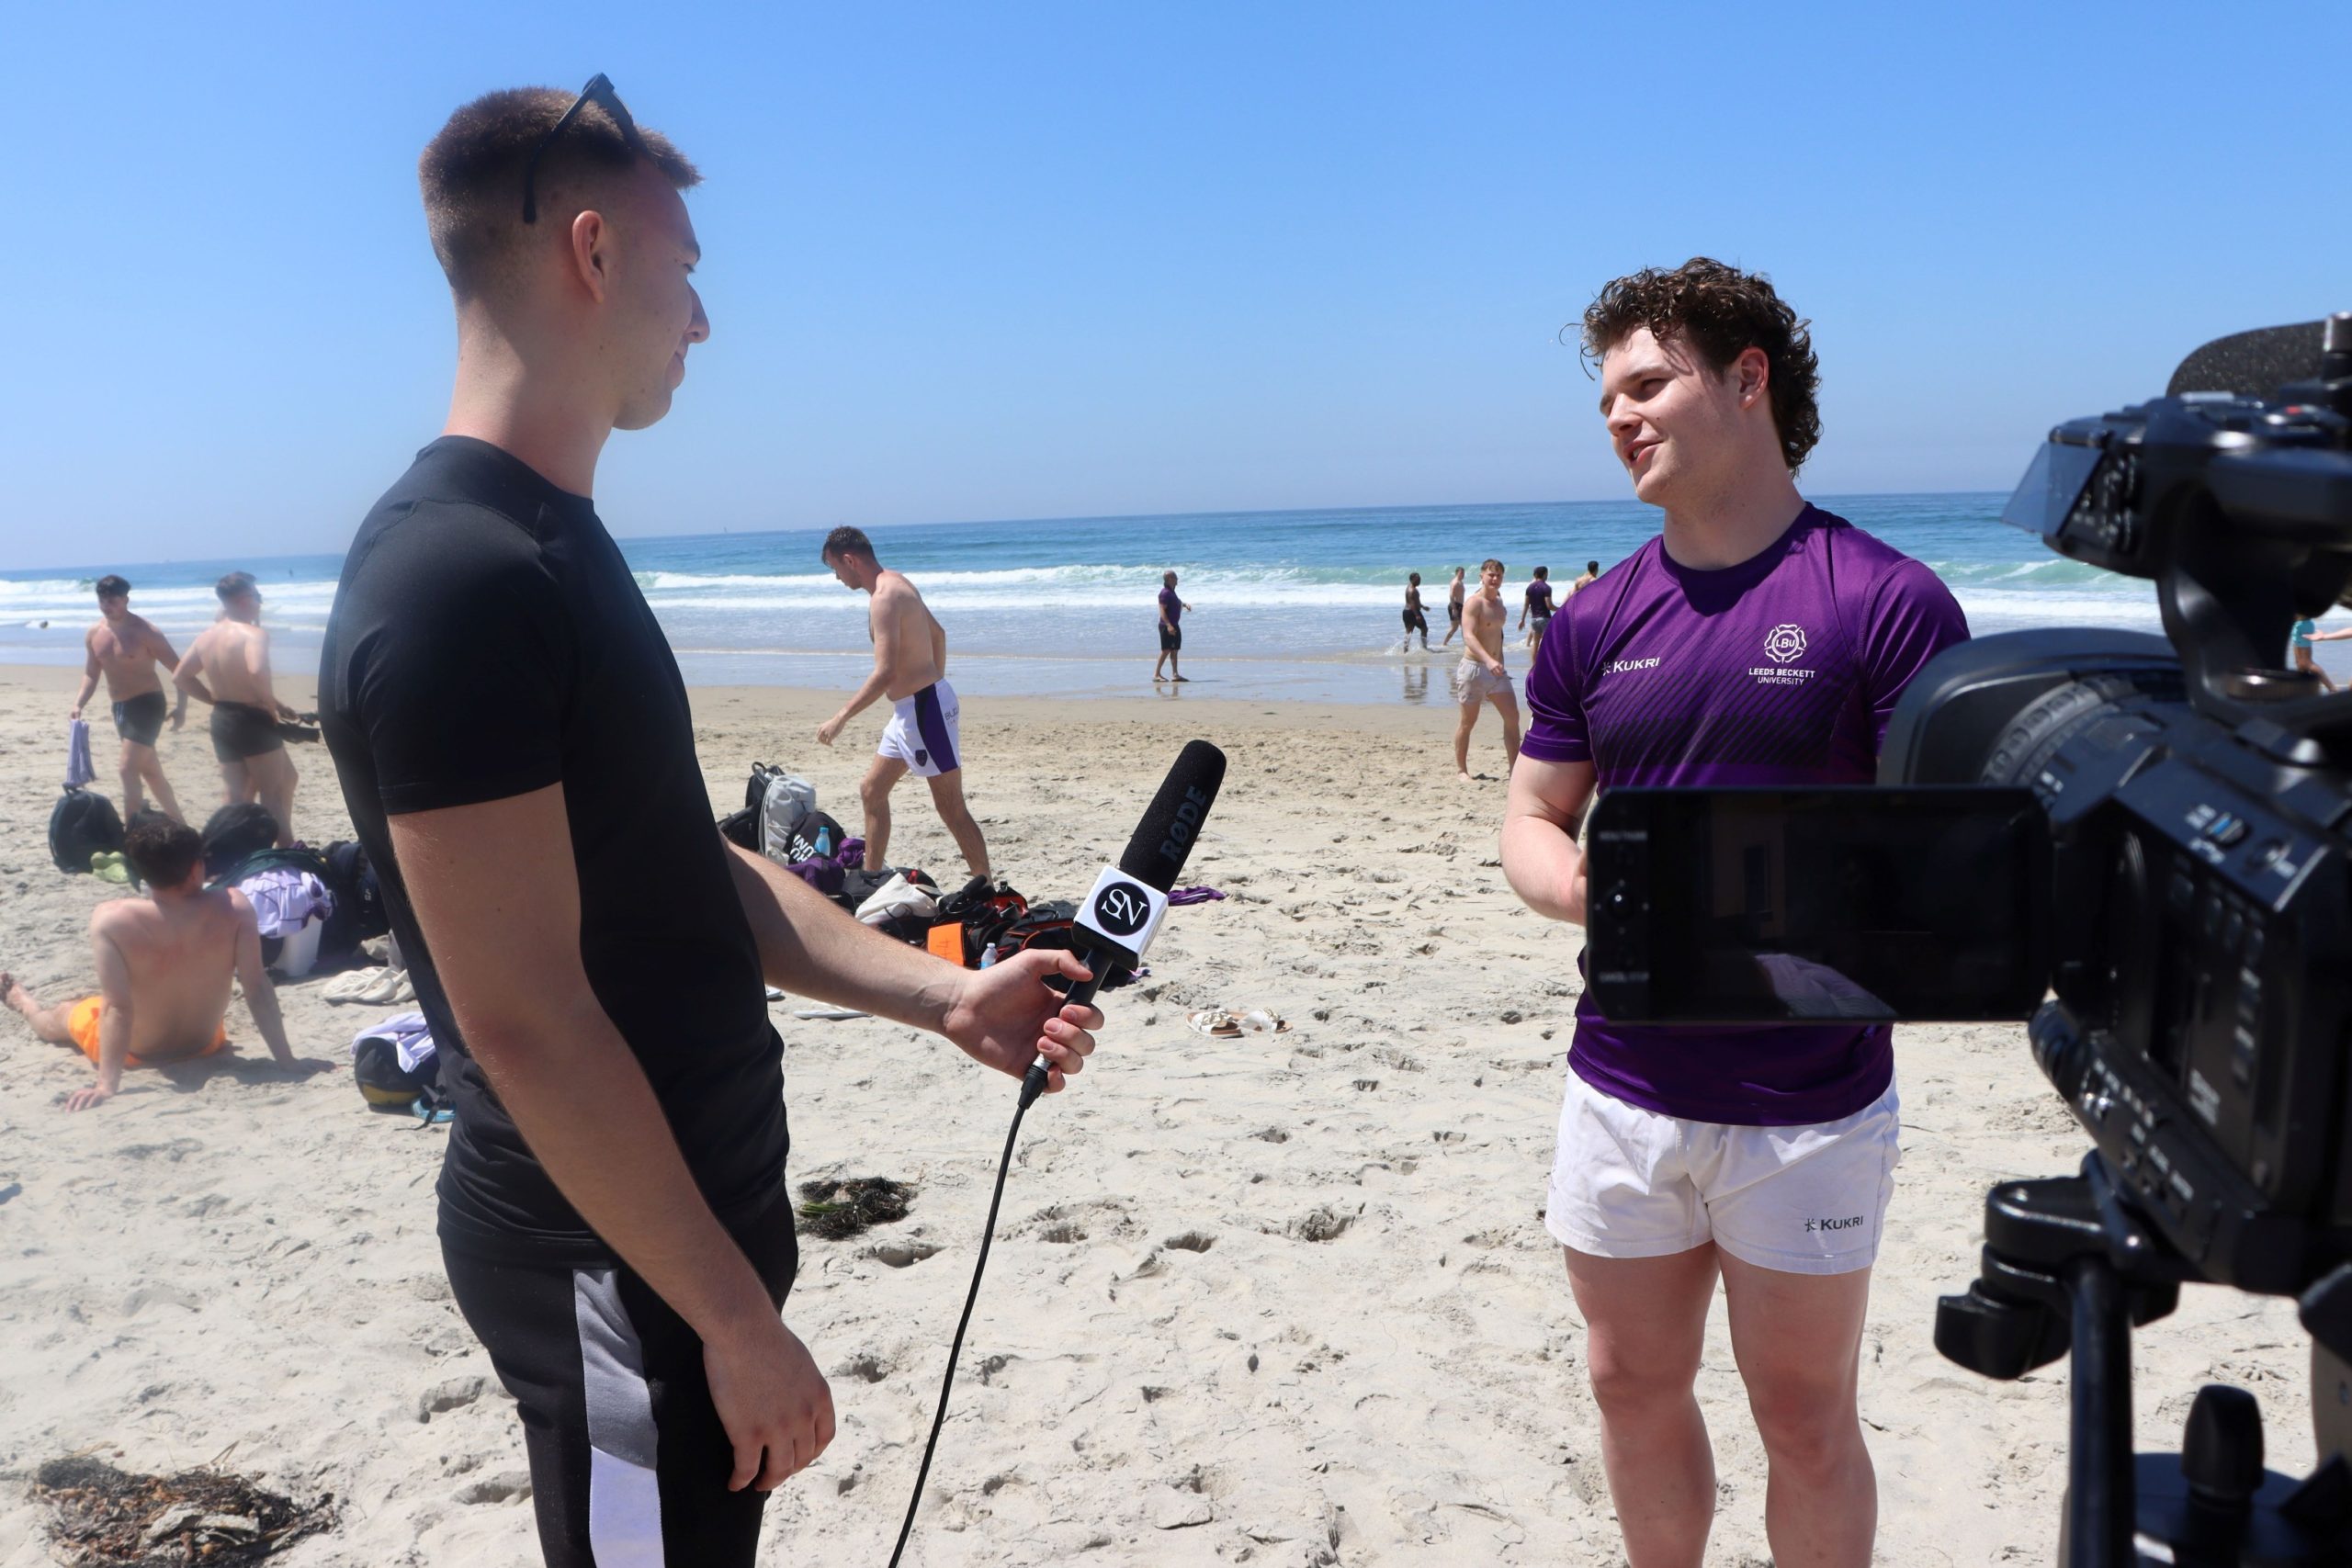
[1498,258,1967,1568]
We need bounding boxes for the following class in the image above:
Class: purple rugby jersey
[1521,504,1969,1125]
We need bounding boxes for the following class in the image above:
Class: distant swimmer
[1155,570,1193,682]
[3,817,307,1111]
[1452,558,1521,781]
[819,525,990,878]
[175,571,300,846]
[70,574,188,824]
[1441,566,1466,647]
[1520,565,1555,650]
[1402,571,1430,650]
[1570,558,1600,595]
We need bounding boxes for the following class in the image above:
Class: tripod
[1934,1154,2352,1566]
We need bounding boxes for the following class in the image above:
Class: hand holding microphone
[936,739,1229,1105]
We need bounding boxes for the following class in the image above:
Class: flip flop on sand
[1186,1008,1288,1038]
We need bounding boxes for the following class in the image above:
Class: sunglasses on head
[521,73,650,224]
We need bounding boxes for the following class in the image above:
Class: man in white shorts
[1452,558,1520,782]
[817,526,989,879]
[1498,259,1967,1567]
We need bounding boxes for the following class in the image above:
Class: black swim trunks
[1403,606,1429,634]
[112,691,166,747]
[209,700,285,763]
[1447,599,1464,625]
[1159,625,1182,652]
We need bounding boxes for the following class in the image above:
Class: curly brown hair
[1579,258,1822,472]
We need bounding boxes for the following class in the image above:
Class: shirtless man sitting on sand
[1453,557,1521,781]
[70,574,188,823]
[175,570,300,847]
[5,817,303,1111]
[816,525,990,879]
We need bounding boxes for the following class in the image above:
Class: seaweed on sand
[797,1176,913,1239]
[31,1455,336,1566]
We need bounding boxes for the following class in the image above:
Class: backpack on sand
[744,763,818,864]
[49,787,123,874]
[354,1033,445,1114]
[200,802,279,878]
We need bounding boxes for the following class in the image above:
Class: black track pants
[443,1198,798,1567]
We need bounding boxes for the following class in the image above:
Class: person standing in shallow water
[1154,570,1193,682]
[1441,565,1466,646]
[1402,571,1431,649]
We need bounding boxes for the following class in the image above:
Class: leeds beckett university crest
[1763,623,1809,664]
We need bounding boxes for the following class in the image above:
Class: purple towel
[65,719,95,789]
[1169,886,1226,907]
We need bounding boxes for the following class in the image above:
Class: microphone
[1020,739,1227,1104]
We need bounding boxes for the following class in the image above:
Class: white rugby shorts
[1544,1068,1901,1276]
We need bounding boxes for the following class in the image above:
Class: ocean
[0,493,2178,705]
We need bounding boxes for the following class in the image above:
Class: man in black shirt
[321,82,1102,1568]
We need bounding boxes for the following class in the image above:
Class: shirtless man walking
[175,571,300,846]
[70,575,188,823]
[817,526,989,878]
[1453,558,1521,781]
[4,817,304,1111]
[1441,566,1467,647]
[1402,572,1431,650]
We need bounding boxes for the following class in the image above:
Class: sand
[0,660,2316,1567]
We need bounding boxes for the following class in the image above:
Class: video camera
[1585,314,2352,1565]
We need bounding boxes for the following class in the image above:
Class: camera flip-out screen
[1587,786,2052,1024]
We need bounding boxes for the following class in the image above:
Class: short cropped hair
[1408,571,1421,585]
[1481,558,1505,576]
[420,87,701,301]
[1587,560,1600,572]
[1533,566,1549,580]
[125,818,203,889]
[216,571,256,603]
[1581,257,1822,472]
[822,525,876,563]
[95,575,130,600]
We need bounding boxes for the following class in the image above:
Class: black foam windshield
[2167,320,2324,398]
[1116,739,1227,891]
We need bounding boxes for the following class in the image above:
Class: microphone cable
[881,739,1224,1564]
[884,1060,1053,1568]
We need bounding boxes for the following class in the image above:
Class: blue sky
[3,1,2346,568]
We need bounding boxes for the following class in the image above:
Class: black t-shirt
[320,436,786,1267]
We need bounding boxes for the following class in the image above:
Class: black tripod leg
[2065,1254,2135,1568]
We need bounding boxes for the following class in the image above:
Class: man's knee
[860,773,894,811]
[1744,1368,1860,1472]
[1585,1341,1701,1426]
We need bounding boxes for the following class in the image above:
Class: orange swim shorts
[66,996,229,1068]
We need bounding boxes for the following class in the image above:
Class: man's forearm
[1500,810,1586,925]
[95,1008,131,1093]
[726,842,956,1029]
[175,671,215,705]
[245,981,296,1065]
[833,669,891,724]
[474,998,777,1341]
[72,673,99,713]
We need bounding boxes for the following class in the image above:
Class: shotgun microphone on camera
[1022,739,1228,1103]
